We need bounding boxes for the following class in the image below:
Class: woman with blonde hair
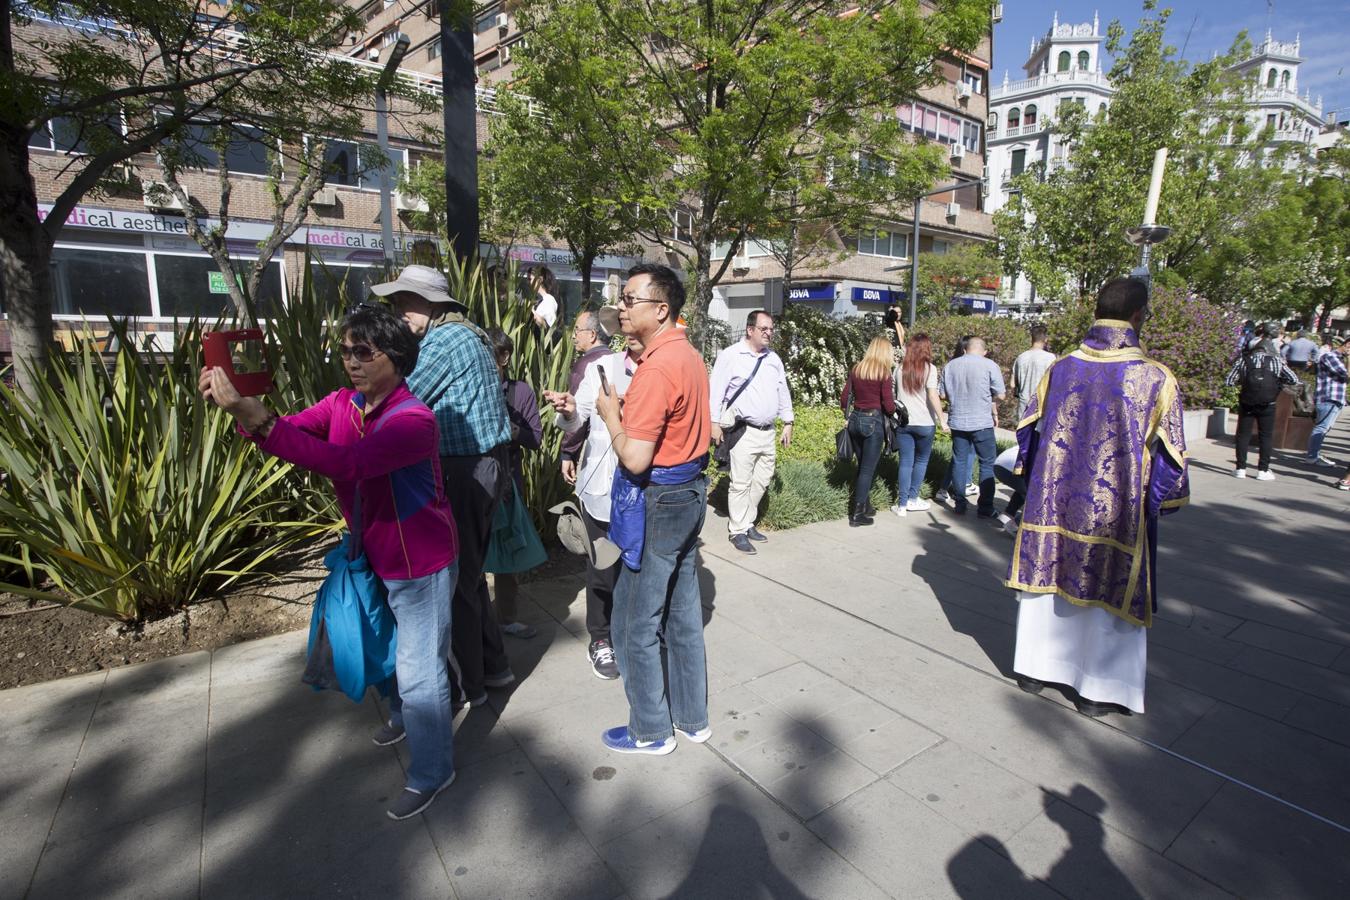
[840,336,897,526]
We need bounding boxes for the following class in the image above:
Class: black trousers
[582,507,620,644]
[1236,402,1276,472]
[441,444,512,700]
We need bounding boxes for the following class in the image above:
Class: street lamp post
[885,178,983,327]
[375,34,411,267]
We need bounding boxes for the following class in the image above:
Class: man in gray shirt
[939,336,1006,517]
[1281,330,1318,371]
[1011,327,1057,421]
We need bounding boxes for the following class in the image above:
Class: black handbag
[713,354,766,471]
[835,382,855,462]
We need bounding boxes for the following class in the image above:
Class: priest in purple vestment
[1005,277,1189,717]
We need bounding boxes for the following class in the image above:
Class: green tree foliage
[507,0,994,338]
[994,1,1297,304]
[916,242,1001,318]
[1,0,380,393]
[911,312,1031,422]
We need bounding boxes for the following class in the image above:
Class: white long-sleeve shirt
[556,350,636,522]
[708,340,794,428]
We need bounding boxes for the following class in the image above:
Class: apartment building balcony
[989,122,1050,140]
[1249,87,1324,119]
[992,69,1111,101]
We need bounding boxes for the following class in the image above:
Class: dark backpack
[1239,354,1281,406]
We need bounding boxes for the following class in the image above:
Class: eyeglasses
[618,293,663,309]
[752,326,774,335]
[338,343,384,363]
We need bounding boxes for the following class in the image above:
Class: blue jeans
[896,424,936,505]
[951,428,998,515]
[1308,401,1344,459]
[612,477,709,742]
[848,411,885,507]
[386,562,457,792]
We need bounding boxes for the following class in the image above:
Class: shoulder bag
[835,379,855,463]
[713,352,766,471]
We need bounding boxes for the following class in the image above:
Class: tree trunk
[579,251,595,307]
[0,132,55,396]
[781,221,799,300]
[691,241,713,355]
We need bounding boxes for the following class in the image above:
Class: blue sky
[993,1,1350,123]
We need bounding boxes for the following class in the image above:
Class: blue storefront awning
[956,296,998,314]
[786,283,836,301]
[850,287,907,304]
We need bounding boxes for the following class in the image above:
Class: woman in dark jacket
[486,329,543,639]
[841,336,897,527]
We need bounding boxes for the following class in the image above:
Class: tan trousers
[727,425,776,535]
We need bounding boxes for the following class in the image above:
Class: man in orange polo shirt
[594,263,712,755]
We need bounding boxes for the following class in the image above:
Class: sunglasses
[338,343,384,363]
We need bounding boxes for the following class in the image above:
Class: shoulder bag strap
[723,352,766,415]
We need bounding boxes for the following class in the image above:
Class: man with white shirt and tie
[709,310,794,555]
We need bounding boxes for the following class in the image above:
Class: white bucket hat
[370,264,464,309]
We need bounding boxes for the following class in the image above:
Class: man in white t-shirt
[543,337,643,680]
[1011,327,1057,422]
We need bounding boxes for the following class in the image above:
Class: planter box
[1182,409,1210,444]
[1207,407,1233,438]
[1273,391,1314,451]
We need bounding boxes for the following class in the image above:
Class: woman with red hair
[891,333,948,516]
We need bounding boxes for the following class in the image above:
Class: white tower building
[1230,31,1325,164]
[986,13,1116,313]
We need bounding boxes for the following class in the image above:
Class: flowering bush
[774,305,879,405]
[1042,286,1242,409]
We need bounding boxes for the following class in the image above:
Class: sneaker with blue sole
[602,725,676,755]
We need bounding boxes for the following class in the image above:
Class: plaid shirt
[405,320,511,456]
[1315,348,1348,406]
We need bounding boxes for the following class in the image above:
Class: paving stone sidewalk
[2,419,1347,899]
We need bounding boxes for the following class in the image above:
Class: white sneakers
[1235,468,1276,481]
[1233,469,1246,478]
[906,499,932,511]
[890,504,907,518]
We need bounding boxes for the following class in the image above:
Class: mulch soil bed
[0,542,584,691]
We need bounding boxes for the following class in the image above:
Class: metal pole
[375,35,410,268]
[440,1,479,262]
[375,87,396,266]
[909,199,921,328]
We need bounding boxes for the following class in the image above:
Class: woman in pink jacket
[199,304,459,821]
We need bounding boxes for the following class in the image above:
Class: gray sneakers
[371,721,406,747]
[386,773,456,821]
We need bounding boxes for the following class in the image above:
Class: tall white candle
[1142,147,1168,225]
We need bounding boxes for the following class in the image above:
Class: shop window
[307,262,379,308]
[1057,51,1071,72]
[49,247,152,317]
[156,256,282,319]
[1078,51,1090,71]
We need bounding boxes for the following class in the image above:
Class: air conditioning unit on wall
[992,4,1004,24]
[395,191,430,213]
[141,181,183,211]
[500,45,512,63]
[731,251,752,271]
[496,12,508,33]
[950,143,965,161]
[957,82,973,101]
[311,187,338,207]
[946,201,960,219]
